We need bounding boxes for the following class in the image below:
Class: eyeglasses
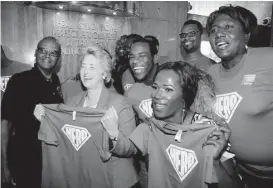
[179,30,200,39]
[37,47,60,57]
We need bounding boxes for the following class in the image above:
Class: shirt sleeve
[129,123,150,156]
[38,114,59,146]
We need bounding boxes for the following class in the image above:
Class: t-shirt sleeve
[1,75,18,121]
[38,114,59,146]
[129,123,150,156]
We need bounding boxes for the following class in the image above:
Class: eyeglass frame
[36,47,61,57]
[179,30,201,39]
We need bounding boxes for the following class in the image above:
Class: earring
[182,100,186,122]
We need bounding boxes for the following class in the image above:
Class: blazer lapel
[96,86,110,110]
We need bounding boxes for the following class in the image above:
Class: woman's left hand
[204,126,231,159]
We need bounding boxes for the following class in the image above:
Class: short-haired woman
[34,44,139,188]
[206,5,273,188]
[102,62,233,188]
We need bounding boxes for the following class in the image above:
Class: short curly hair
[115,35,128,59]
[113,34,143,70]
[206,5,257,36]
[80,44,113,85]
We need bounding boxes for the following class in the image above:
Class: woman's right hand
[101,106,119,138]
[34,104,45,122]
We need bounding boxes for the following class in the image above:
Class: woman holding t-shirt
[206,5,273,188]
[34,44,139,188]
[101,62,241,188]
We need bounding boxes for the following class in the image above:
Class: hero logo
[166,144,198,182]
[1,76,11,92]
[214,92,242,123]
[62,124,91,151]
[139,99,153,118]
[124,84,133,91]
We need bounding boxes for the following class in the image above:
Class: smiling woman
[206,5,273,188]
[102,61,238,188]
[34,43,139,188]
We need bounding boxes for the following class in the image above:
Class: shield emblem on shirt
[214,92,242,123]
[62,124,91,151]
[166,144,198,182]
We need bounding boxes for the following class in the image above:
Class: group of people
[1,5,273,188]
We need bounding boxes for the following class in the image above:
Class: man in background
[180,20,215,72]
[121,35,160,93]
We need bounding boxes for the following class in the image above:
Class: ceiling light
[87,9,91,12]
[59,6,64,9]
[113,11,117,15]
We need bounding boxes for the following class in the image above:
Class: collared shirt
[1,64,63,141]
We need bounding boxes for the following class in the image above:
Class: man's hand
[204,126,231,159]
[101,107,119,138]
[33,104,45,122]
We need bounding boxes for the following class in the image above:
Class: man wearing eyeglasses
[180,20,215,72]
[1,36,63,188]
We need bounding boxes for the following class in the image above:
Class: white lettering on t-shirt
[166,144,198,182]
[62,124,91,151]
[241,74,256,85]
[214,92,242,123]
[1,76,11,92]
[124,84,133,91]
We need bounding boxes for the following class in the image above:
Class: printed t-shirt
[125,82,154,122]
[40,104,137,188]
[121,68,135,92]
[114,115,219,188]
[208,47,273,174]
